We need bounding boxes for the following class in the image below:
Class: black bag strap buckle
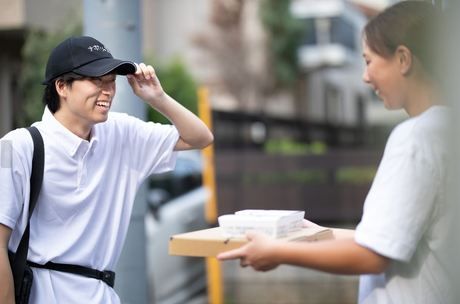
[28,261,116,288]
[99,270,115,288]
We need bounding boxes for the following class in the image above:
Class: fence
[214,149,382,223]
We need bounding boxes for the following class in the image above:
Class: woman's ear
[396,45,413,76]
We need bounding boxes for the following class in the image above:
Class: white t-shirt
[355,106,453,304]
[0,107,179,304]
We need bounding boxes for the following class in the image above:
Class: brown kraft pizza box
[169,226,334,257]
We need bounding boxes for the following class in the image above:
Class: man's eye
[91,77,103,85]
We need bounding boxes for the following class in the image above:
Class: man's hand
[126,62,213,150]
[126,63,165,106]
[217,231,282,272]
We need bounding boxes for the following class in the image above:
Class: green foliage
[259,0,305,88]
[335,166,377,185]
[240,164,376,185]
[144,56,198,124]
[242,170,327,185]
[264,139,327,155]
[18,22,82,126]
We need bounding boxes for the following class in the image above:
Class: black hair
[42,72,85,113]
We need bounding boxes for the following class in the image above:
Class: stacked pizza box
[218,209,305,238]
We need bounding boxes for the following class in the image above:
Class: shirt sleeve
[117,114,180,180]
[0,130,31,230]
[355,128,439,262]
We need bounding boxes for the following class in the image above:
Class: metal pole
[83,1,148,303]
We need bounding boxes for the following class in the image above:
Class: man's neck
[53,111,92,141]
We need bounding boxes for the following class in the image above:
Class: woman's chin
[383,101,403,111]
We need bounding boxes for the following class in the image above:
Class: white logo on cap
[88,45,111,54]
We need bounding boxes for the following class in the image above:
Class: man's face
[58,74,117,128]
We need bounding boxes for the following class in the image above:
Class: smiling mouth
[96,101,111,108]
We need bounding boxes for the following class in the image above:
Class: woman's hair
[364,1,440,78]
[42,72,85,113]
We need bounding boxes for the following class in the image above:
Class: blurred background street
[0,0,452,303]
[223,260,359,304]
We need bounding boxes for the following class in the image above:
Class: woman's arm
[217,231,389,274]
[0,224,14,304]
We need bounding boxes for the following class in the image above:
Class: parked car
[145,150,209,304]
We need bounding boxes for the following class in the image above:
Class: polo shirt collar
[41,107,99,157]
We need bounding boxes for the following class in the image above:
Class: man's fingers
[133,62,140,74]
[126,74,138,88]
[132,62,156,81]
[146,65,155,79]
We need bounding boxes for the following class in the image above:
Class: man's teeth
[96,101,110,108]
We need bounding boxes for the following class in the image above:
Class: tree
[145,56,198,124]
[259,0,304,89]
[18,21,82,126]
[191,0,304,112]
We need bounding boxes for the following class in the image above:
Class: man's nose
[101,82,116,95]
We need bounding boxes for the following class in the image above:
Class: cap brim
[73,58,137,77]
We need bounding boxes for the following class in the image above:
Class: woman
[218,2,453,303]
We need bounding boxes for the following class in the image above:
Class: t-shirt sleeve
[0,130,31,230]
[355,129,438,262]
[116,114,180,180]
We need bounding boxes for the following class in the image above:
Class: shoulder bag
[8,126,44,304]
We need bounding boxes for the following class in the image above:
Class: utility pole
[83,1,148,303]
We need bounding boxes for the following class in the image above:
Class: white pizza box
[218,209,305,238]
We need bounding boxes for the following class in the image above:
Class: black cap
[43,36,137,85]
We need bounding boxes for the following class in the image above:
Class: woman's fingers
[217,247,246,261]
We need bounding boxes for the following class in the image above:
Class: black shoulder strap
[24,127,44,219]
[11,126,44,292]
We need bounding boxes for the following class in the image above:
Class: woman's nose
[362,69,370,84]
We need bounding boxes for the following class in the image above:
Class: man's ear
[55,79,68,98]
[396,45,413,76]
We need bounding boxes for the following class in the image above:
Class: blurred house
[183,0,405,147]
[291,0,406,146]
[0,0,81,136]
[0,0,403,142]
[0,0,208,137]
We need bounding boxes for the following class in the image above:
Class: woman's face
[362,40,406,110]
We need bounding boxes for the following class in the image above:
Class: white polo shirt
[0,107,179,304]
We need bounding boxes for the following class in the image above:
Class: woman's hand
[217,231,282,272]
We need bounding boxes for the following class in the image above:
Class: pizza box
[169,226,333,257]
